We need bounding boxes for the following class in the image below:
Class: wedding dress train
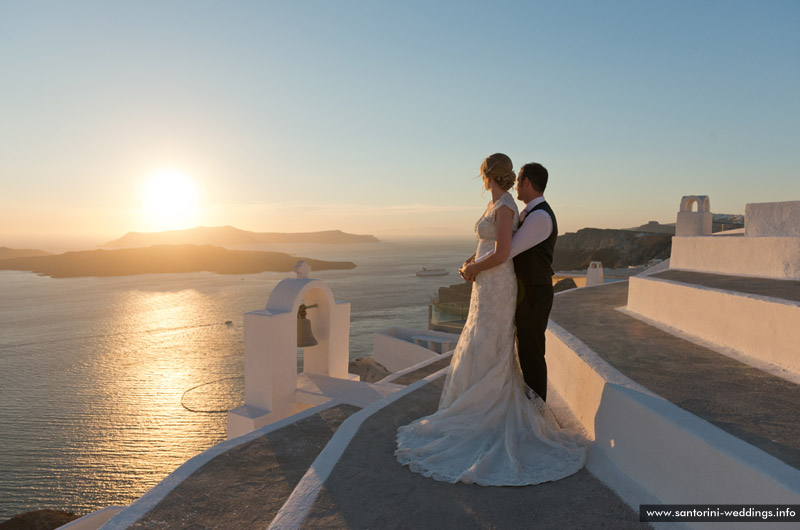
[395,192,586,486]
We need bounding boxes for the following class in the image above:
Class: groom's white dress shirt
[509,196,552,260]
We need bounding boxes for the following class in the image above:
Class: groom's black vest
[513,201,558,287]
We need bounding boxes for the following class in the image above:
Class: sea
[0,238,476,520]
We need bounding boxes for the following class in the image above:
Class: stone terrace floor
[127,404,361,530]
[122,342,647,529]
[550,279,800,469]
[302,377,647,530]
[650,269,800,302]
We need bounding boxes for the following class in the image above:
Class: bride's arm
[461,206,513,280]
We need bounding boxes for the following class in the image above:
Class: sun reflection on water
[58,284,248,513]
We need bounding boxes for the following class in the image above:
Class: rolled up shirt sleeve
[509,210,553,260]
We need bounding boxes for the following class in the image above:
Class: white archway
[677,195,713,236]
[228,264,355,438]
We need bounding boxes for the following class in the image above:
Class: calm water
[0,239,475,520]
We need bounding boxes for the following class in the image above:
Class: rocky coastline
[0,244,356,278]
[0,509,79,530]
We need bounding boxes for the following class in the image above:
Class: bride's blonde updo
[480,153,516,192]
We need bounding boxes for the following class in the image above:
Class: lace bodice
[474,193,519,261]
[475,192,519,241]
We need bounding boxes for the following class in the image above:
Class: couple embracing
[395,153,586,486]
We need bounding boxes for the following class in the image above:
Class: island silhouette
[102,226,379,248]
[0,227,381,278]
[0,244,356,278]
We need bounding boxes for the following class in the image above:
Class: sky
[1,0,798,250]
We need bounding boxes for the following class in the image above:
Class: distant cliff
[553,228,672,270]
[0,245,356,278]
[102,226,379,248]
[0,247,52,260]
[577,213,744,270]
[625,221,676,234]
[626,214,744,235]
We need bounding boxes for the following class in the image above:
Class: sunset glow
[142,170,201,231]
[1,1,798,248]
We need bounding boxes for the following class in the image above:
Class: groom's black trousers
[515,282,554,402]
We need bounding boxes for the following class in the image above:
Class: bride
[395,153,586,486]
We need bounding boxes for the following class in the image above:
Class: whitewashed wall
[671,236,800,280]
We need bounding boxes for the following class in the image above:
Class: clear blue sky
[1,1,798,249]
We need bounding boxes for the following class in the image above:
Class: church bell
[297,304,318,347]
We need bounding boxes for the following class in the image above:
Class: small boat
[416,267,448,277]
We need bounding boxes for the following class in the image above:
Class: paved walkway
[391,357,452,385]
[550,281,800,469]
[120,360,458,528]
[650,270,800,302]
[301,377,648,530]
[127,404,360,530]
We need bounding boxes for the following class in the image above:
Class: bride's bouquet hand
[460,263,478,282]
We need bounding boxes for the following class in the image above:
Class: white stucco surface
[626,276,800,376]
[638,258,670,276]
[58,506,124,530]
[671,236,800,280]
[746,201,800,237]
[617,305,800,386]
[264,278,353,380]
[586,261,604,287]
[227,274,358,439]
[295,373,400,408]
[373,327,458,373]
[676,195,712,236]
[546,321,800,523]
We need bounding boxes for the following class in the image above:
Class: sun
[141,170,201,231]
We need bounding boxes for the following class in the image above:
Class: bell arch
[677,195,713,236]
[680,195,710,213]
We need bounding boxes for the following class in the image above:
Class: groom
[508,163,557,402]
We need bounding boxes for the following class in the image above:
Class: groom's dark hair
[519,163,548,193]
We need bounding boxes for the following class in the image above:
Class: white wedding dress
[395,192,586,486]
